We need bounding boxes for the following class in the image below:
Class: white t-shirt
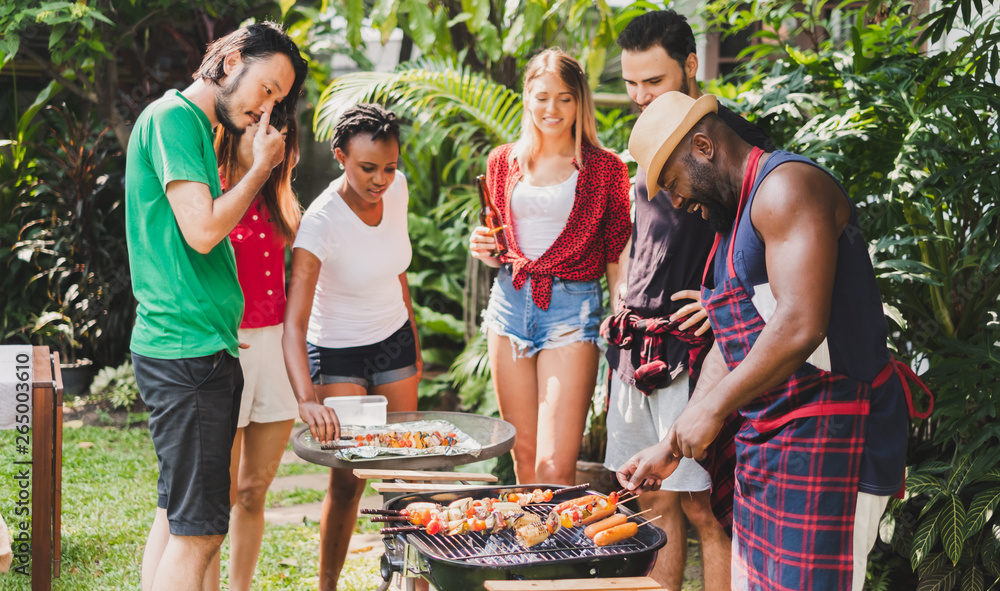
[293,172,412,348]
[510,170,578,260]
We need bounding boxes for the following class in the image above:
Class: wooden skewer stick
[638,514,663,526]
[381,526,423,534]
[553,483,591,496]
[368,515,411,522]
[627,508,654,519]
[360,508,403,516]
[617,492,638,504]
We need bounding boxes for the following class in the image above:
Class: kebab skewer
[362,483,591,522]
[376,500,553,547]
[545,490,623,533]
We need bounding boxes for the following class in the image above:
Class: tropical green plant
[0,79,62,345]
[335,0,622,87]
[0,0,281,150]
[11,104,132,366]
[594,106,637,156]
[87,358,141,410]
[315,57,522,151]
[704,0,1000,585]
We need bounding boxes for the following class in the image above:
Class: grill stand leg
[400,573,417,591]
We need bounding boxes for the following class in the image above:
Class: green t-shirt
[125,89,243,359]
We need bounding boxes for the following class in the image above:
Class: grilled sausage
[584,514,627,539]
[594,522,639,546]
[579,502,616,526]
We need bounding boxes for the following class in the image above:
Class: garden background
[1,0,998,588]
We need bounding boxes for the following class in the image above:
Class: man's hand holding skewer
[615,435,681,494]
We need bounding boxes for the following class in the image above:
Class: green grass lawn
[0,425,382,590]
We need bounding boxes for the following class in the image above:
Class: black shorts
[132,350,243,536]
[307,321,417,388]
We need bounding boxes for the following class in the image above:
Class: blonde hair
[511,48,602,170]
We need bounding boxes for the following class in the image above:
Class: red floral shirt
[487,142,631,310]
[229,198,287,328]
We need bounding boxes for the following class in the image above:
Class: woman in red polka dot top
[469,48,631,485]
[214,109,302,591]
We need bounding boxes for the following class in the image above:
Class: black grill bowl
[380,484,666,591]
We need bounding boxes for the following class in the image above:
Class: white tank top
[510,170,578,260]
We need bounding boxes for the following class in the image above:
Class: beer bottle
[476,174,508,257]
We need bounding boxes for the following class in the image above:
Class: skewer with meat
[366,483,591,520]
[486,482,589,506]
[373,498,530,536]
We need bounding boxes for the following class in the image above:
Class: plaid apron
[702,148,870,590]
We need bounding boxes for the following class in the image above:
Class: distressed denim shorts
[481,264,604,358]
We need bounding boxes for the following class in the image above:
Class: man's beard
[684,154,736,234]
[679,75,690,97]
[215,67,248,135]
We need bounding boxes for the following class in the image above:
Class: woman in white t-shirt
[282,104,420,591]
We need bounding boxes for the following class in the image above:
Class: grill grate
[400,504,647,567]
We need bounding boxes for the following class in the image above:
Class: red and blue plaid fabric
[698,408,741,537]
[600,309,712,395]
[699,147,871,589]
[703,276,869,590]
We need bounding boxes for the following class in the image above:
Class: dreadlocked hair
[330,103,400,154]
[215,112,302,245]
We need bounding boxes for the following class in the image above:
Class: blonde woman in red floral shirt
[470,48,631,485]
[213,111,301,591]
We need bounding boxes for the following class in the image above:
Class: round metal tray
[292,411,516,470]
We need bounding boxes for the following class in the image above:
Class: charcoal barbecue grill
[376,484,666,591]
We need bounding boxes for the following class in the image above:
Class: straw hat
[628,92,718,199]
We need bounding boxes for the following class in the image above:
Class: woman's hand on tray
[299,400,341,444]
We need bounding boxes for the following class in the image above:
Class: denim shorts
[307,321,418,388]
[481,265,604,358]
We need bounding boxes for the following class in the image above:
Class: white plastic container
[322,395,388,426]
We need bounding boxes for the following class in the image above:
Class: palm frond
[314,58,522,149]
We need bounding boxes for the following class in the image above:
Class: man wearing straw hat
[602,10,772,590]
[616,91,923,590]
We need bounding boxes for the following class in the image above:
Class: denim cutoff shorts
[481,264,604,358]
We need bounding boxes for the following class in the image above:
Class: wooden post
[30,347,61,591]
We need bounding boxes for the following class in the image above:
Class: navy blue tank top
[714,150,908,495]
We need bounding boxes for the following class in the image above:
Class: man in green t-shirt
[125,22,305,591]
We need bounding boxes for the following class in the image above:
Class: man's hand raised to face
[252,106,286,171]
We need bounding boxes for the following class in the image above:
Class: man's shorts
[604,371,711,492]
[307,321,418,388]
[133,350,243,536]
[237,324,298,428]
